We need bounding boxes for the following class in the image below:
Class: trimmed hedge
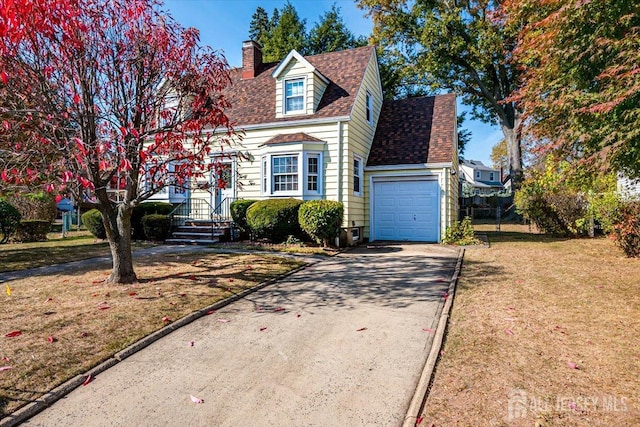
[14,220,50,242]
[132,202,173,239]
[298,200,343,246]
[246,198,304,243]
[141,214,171,241]
[0,200,21,244]
[81,209,106,239]
[230,199,258,235]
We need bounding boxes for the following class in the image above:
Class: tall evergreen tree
[261,2,306,62]
[307,5,366,55]
[248,6,270,45]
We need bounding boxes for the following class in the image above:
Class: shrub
[141,214,171,241]
[5,192,57,222]
[298,200,344,246]
[132,202,174,239]
[14,220,50,242]
[442,217,481,245]
[246,198,304,242]
[610,201,640,257]
[230,199,258,236]
[0,200,21,244]
[82,209,106,239]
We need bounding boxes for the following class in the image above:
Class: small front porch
[166,197,236,245]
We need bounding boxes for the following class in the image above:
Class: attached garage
[371,178,440,242]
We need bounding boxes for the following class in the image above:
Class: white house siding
[342,52,384,231]
[189,122,342,205]
[312,73,328,111]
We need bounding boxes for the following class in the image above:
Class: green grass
[0,231,154,272]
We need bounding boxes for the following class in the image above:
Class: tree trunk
[499,106,523,190]
[102,204,137,284]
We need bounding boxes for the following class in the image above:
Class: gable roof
[223,45,375,127]
[461,159,496,172]
[367,93,457,166]
[271,50,329,84]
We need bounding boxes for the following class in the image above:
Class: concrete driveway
[23,244,459,427]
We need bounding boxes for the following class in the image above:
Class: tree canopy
[0,0,235,283]
[504,0,640,178]
[359,0,524,184]
[248,2,366,61]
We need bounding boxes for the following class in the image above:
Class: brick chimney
[242,40,262,79]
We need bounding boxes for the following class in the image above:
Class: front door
[211,159,235,217]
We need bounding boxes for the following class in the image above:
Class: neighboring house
[459,159,506,204]
[617,174,640,200]
[152,41,459,244]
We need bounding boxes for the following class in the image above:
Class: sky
[163,0,500,166]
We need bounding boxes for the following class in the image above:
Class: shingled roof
[366,94,457,166]
[223,45,375,127]
[262,132,324,145]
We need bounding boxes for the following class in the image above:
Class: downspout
[336,120,344,247]
[337,120,344,203]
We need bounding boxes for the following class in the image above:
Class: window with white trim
[365,90,373,124]
[261,151,323,197]
[273,155,299,192]
[476,170,481,179]
[353,155,363,196]
[284,78,304,113]
[307,155,319,191]
[489,172,495,181]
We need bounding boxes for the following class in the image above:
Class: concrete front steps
[165,219,232,245]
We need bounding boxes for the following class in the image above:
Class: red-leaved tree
[0,0,236,283]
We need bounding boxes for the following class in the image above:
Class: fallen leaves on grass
[162,316,171,323]
[504,329,514,336]
[5,331,21,338]
[567,361,579,369]
[47,336,56,343]
[0,366,12,372]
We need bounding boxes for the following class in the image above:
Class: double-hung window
[307,155,319,191]
[353,155,363,196]
[285,79,305,113]
[272,155,299,192]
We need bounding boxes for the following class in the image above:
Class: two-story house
[154,41,459,244]
[459,159,505,201]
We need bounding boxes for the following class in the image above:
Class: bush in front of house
[82,209,106,239]
[610,200,640,257]
[230,199,258,237]
[14,220,50,242]
[132,202,174,239]
[246,198,304,242]
[141,214,171,241]
[442,216,480,246]
[5,191,57,222]
[0,200,21,244]
[298,200,344,246]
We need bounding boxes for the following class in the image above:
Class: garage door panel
[372,179,439,242]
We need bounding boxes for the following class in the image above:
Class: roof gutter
[364,162,453,172]
[207,116,351,135]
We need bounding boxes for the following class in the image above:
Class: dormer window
[285,78,305,113]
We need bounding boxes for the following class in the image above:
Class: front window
[285,79,304,113]
[353,156,363,196]
[489,172,495,181]
[273,155,299,192]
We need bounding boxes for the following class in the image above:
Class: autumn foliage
[0,0,235,282]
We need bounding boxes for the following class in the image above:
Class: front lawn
[0,252,303,417]
[421,225,639,426]
[0,231,152,272]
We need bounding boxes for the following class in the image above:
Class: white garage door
[372,179,440,242]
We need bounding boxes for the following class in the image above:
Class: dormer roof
[271,49,329,84]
